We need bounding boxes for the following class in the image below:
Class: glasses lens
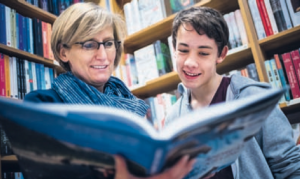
[82,41,98,50]
[104,40,115,49]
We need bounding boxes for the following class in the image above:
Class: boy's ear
[59,45,69,63]
[216,46,228,64]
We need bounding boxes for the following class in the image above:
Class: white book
[44,67,51,89]
[234,9,249,45]
[279,0,293,29]
[248,0,266,39]
[10,9,16,48]
[139,0,166,28]
[5,6,11,47]
[24,60,30,94]
[229,12,242,47]
[167,36,176,72]
[131,0,143,33]
[123,2,134,35]
[134,44,159,85]
[285,0,300,27]
[264,0,279,34]
[223,14,236,49]
[12,57,18,99]
[31,62,37,90]
[9,57,14,98]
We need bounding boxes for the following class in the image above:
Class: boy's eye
[199,52,209,56]
[178,49,188,53]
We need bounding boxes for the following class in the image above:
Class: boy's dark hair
[172,6,229,57]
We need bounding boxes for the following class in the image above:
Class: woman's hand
[114,155,196,179]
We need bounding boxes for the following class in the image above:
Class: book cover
[269,0,285,32]
[154,40,173,76]
[248,0,266,39]
[281,52,300,99]
[290,50,300,87]
[0,3,7,45]
[4,54,10,98]
[0,87,286,179]
[170,0,195,13]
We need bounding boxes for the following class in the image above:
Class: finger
[114,155,131,179]
[161,155,195,179]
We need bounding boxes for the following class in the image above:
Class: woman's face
[61,26,117,92]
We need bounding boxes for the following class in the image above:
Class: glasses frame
[75,40,121,50]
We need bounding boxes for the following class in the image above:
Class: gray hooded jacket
[165,74,300,179]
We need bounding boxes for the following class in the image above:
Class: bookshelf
[110,0,300,123]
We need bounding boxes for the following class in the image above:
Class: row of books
[224,9,248,50]
[2,172,24,179]
[144,92,178,131]
[114,40,174,88]
[0,4,54,59]
[123,0,197,35]
[226,48,300,102]
[24,0,84,16]
[0,53,55,100]
[248,0,300,40]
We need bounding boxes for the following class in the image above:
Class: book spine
[248,0,266,39]
[279,0,293,29]
[256,0,271,36]
[274,54,291,101]
[290,50,300,87]
[269,58,286,103]
[9,57,14,98]
[0,4,6,45]
[234,9,249,45]
[18,14,24,51]
[285,0,300,27]
[0,53,6,96]
[4,55,10,98]
[12,57,18,99]
[264,0,279,34]
[281,53,300,99]
[269,0,285,32]
[5,6,11,47]
[246,63,259,81]
[259,0,274,35]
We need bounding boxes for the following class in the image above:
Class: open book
[0,87,286,179]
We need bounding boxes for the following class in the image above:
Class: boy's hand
[114,155,196,179]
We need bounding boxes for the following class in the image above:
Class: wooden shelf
[0,0,57,24]
[0,44,65,74]
[280,98,300,124]
[123,0,239,54]
[1,155,18,162]
[259,25,300,55]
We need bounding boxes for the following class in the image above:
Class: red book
[281,52,300,99]
[0,53,6,97]
[259,0,273,35]
[256,0,271,36]
[41,21,49,59]
[290,50,300,87]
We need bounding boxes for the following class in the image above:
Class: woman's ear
[216,46,228,64]
[59,44,69,63]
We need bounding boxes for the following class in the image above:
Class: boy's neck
[190,74,223,109]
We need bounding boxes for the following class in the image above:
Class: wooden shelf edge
[1,0,56,24]
[1,155,18,162]
[259,25,300,46]
[0,43,65,73]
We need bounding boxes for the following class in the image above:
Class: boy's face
[175,23,227,91]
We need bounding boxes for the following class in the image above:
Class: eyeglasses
[64,40,121,52]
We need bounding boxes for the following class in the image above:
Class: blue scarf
[52,72,148,117]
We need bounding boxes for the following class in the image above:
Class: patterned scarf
[52,72,148,117]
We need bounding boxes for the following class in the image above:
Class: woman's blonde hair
[51,2,125,71]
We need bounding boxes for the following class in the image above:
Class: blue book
[0,3,7,45]
[35,63,41,90]
[15,12,19,49]
[49,68,54,87]
[40,64,45,89]
[0,87,287,179]
[18,14,24,51]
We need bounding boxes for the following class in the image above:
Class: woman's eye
[83,42,97,49]
[104,41,114,48]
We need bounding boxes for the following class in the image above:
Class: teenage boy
[165,6,300,179]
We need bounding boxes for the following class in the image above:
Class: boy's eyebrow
[178,43,212,49]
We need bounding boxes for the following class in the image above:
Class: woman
[24,2,195,179]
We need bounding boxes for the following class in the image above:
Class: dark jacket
[24,89,63,103]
